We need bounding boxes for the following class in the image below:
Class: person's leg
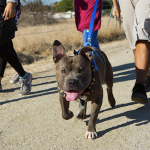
[119,0,136,50]
[134,0,150,81]
[0,41,25,77]
[82,29,88,46]
[132,42,150,103]
[133,48,150,91]
[91,30,100,50]
[9,40,20,84]
[83,29,100,50]
[131,0,150,102]
[0,40,19,87]
[0,58,7,80]
[135,41,150,84]
[0,41,32,95]
[119,0,148,103]
[0,58,7,91]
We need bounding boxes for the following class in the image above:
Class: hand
[113,6,120,19]
[3,2,16,20]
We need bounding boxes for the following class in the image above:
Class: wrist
[114,5,118,10]
[7,2,17,6]
[7,2,16,7]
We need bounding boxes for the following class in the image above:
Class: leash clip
[87,38,91,43]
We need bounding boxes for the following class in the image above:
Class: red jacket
[74,0,102,32]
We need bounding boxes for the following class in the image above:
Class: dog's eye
[61,69,66,74]
[78,68,84,73]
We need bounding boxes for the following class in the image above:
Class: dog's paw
[85,131,98,140]
[69,110,74,119]
[62,111,74,120]
[77,110,86,120]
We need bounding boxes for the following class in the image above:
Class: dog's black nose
[68,79,78,88]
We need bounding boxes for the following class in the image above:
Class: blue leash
[86,0,100,47]
[76,0,104,71]
[92,50,104,71]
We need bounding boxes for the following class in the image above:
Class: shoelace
[13,74,19,80]
[19,79,27,90]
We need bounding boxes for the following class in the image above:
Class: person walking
[0,0,21,90]
[0,0,32,95]
[112,0,150,103]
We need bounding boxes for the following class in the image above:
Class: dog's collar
[57,86,66,98]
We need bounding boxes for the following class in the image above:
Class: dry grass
[13,16,125,64]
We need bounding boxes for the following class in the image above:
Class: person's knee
[136,40,150,52]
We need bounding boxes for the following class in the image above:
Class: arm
[7,0,18,4]
[3,0,18,20]
[112,0,120,19]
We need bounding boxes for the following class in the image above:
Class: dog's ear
[79,46,93,62]
[53,40,66,63]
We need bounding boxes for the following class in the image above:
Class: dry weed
[13,16,125,64]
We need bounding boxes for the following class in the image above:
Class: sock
[19,72,27,79]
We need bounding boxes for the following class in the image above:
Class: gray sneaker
[10,74,19,84]
[19,73,32,95]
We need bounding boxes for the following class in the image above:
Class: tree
[22,0,43,12]
[58,0,74,12]
[103,0,112,10]
[52,2,61,12]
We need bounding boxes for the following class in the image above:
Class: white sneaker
[10,74,19,84]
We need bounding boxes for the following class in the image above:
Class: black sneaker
[145,76,150,92]
[131,83,148,103]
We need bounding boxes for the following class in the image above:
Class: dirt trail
[0,39,150,150]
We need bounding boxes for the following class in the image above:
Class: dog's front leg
[59,94,74,120]
[85,91,103,139]
[77,102,87,119]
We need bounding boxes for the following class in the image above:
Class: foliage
[103,0,113,10]
[58,0,74,12]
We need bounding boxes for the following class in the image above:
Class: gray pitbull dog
[53,40,116,139]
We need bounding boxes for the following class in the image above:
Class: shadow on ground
[85,101,150,138]
[113,62,135,83]
[0,87,58,105]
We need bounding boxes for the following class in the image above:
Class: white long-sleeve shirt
[7,0,18,4]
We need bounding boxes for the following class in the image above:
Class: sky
[49,0,61,4]
[21,0,61,5]
[44,0,61,5]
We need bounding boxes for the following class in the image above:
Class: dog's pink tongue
[64,91,79,101]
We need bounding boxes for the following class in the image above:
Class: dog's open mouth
[64,91,83,101]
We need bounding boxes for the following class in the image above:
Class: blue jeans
[82,29,100,50]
